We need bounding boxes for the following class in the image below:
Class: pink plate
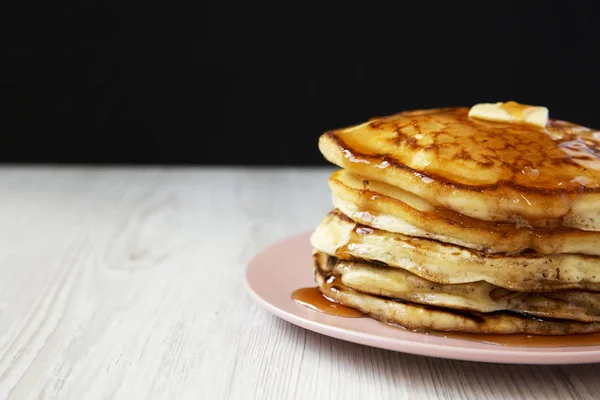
[244,232,600,365]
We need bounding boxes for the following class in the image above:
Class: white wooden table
[0,167,598,400]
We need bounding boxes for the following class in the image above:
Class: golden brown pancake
[313,252,600,334]
[316,251,600,322]
[319,107,600,230]
[330,169,600,255]
[311,210,600,292]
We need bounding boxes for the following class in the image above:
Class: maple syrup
[499,100,530,120]
[292,287,600,346]
[321,107,600,230]
[291,287,364,318]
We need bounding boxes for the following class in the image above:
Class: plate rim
[245,231,600,365]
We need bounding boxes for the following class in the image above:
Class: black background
[2,1,600,165]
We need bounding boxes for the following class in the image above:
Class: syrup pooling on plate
[291,286,600,346]
[291,286,364,318]
[294,254,363,318]
[246,232,600,363]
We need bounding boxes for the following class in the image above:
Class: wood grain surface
[0,167,598,400]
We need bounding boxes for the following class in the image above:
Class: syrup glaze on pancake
[311,210,600,292]
[330,169,600,255]
[315,251,600,322]
[312,251,600,335]
[319,107,600,229]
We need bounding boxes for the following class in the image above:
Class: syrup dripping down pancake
[311,210,600,292]
[312,252,600,335]
[319,107,600,230]
[315,251,600,323]
[329,169,600,255]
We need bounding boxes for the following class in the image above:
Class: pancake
[318,107,600,230]
[313,253,600,334]
[316,251,600,322]
[330,169,600,255]
[311,210,600,292]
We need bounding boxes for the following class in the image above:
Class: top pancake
[319,107,600,230]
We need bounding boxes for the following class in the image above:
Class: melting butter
[468,101,549,128]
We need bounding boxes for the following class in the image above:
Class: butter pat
[468,101,549,128]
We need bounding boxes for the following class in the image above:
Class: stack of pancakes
[310,105,600,334]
